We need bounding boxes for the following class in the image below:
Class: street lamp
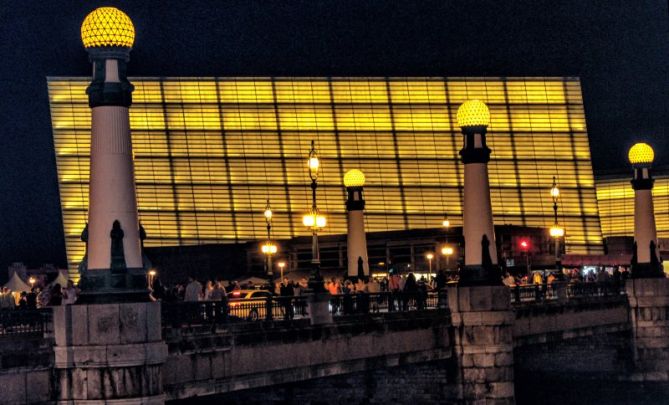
[425,252,434,273]
[147,269,157,287]
[441,245,454,269]
[549,176,564,272]
[29,277,36,288]
[304,140,327,292]
[442,214,450,229]
[277,260,286,280]
[262,200,275,276]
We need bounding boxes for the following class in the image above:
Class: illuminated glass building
[596,172,669,239]
[48,77,604,278]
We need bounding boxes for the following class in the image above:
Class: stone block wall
[52,301,168,402]
[626,278,669,380]
[448,285,515,404]
[218,359,459,404]
[163,312,453,401]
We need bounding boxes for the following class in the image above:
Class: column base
[78,267,150,303]
[459,264,503,287]
[630,262,665,279]
[448,285,515,403]
[52,302,167,403]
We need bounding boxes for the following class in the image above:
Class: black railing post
[266,297,273,321]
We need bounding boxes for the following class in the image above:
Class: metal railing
[510,281,625,305]
[162,290,448,329]
[0,309,52,338]
[329,291,446,316]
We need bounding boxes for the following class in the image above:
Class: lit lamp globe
[549,225,565,238]
[303,211,327,229]
[344,169,366,188]
[456,99,490,132]
[81,7,135,49]
[628,142,655,168]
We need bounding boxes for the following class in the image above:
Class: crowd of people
[502,267,628,288]
[0,280,78,310]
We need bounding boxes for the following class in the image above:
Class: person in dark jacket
[403,273,418,311]
[279,278,294,320]
[49,284,63,306]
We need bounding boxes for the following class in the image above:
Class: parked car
[227,290,272,321]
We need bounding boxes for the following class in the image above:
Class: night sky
[0,0,667,269]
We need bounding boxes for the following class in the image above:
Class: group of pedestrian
[0,280,78,310]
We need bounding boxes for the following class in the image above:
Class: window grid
[48,77,604,277]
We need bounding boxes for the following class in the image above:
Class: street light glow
[426,252,434,260]
[302,212,326,229]
[550,225,565,238]
[441,246,454,256]
[261,242,278,255]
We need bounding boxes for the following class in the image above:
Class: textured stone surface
[53,302,167,402]
[626,278,669,380]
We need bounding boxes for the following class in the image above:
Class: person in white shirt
[184,277,203,302]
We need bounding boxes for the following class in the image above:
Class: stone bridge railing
[2,280,668,404]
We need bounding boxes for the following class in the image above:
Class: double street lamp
[303,140,327,292]
[261,200,277,276]
[549,176,565,272]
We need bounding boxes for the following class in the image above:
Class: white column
[347,210,369,277]
[87,105,142,270]
[463,162,497,267]
[634,188,658,264]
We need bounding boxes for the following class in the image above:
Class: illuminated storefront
[48,77,604,278]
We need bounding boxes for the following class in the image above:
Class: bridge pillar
[53,301,168,403]
[449,285,515,404]
[626,278,669,380]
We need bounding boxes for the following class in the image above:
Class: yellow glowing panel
[389,81,447,103]
[331,81,389,103]
[274,81,331,103]
[218,81,274,103]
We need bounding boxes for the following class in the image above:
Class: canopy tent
[49,270,69,287]
[3,272,31,292]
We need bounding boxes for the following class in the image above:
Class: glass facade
[47,77,604,277]
[596,174,669,238]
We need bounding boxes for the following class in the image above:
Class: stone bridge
[1,279,668,404]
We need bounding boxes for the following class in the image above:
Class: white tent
[49,270,69,288]
[3,272,31,292]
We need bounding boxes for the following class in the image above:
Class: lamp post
[457,100,501,285]
[147,269,156,288]
[262,200,275,276]
[549,177,565,272]
[277,261,286,281]
[303,140,327,292]
[441,245,454,269]
[79,7,147,300]
[426,252,434,274]
[29,277,36,289]
[628,142,663,277]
